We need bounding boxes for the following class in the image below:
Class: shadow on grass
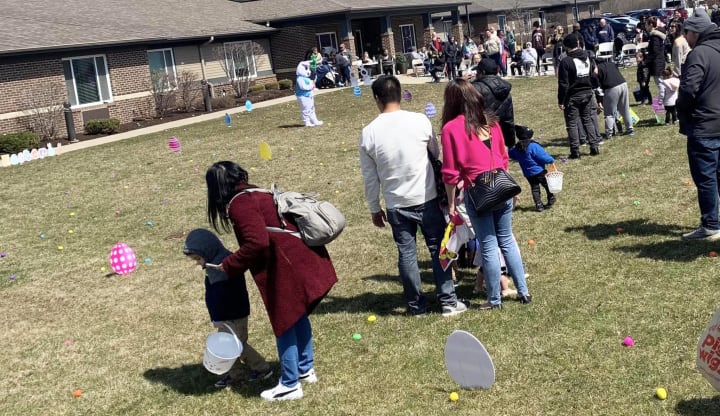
[316,292,409,316]
[633,118,663,128]
[143,362,278,397]
[613,239,714,262]
[564,218,684,240]
[277,124,306,128]
[676,396,720,415]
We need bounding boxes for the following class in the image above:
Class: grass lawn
[2,71,720,415]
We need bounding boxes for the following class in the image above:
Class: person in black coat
[645,17,668,88]
[444,36,461,79]
[429,50,447,83]
[470,59,516,147]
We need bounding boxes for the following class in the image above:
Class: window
[589,5,595,18]
[572,7,579,22]
[316,32,338,56]
[147,48,177,89]
[62,55,112,107]
[399,24,417,53]
[523,13,532,33]
[497,15,506,32]
[538,11,546,28]
[223,41,257,80]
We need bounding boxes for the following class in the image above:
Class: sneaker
[501,289,518,299]
[260,381,303,402]
[408,306,429,317]
[518,294,533,304]
[477,302,502,310]
[682,226,720,241]
[313,120,324,126]
[546,195,557,207]
[214,375,235,388]
[442,300,468,317]
[535,204,545,212]
[299,368,318,384]
[569,152,581,160]
[248,369,274,382]
[623,129,635,137]
[590,147,600,156]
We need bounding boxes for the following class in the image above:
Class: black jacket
[646,29,667,76]
[678,28,720,138]
[597,60,627,90]
[471,75,516,147]
[184,229,250,322]
[557,49,597,105]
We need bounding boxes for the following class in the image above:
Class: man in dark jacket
[582,24,598,52]
[596,18,615,44]
[471,59,516,147]
[677,8,720,240]
[557,33,600,159]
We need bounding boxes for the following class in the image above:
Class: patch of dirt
[42,88,295,146]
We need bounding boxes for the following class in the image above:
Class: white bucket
[203,323,243,375]
[546,171,564,193]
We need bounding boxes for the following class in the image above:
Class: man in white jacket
[359,75,467,317]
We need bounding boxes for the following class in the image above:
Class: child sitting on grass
[183,228,272,388]
[508,125,556,212]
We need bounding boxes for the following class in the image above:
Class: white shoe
[299,368,318,384]
[442,300,468,317]
[260,381,303,402]
[313,120,324,126]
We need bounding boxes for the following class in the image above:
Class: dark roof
[236,0,471,22]
[0,0,274,55]
[464,0,599,14]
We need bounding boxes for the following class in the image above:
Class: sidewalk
[62,75,430,154]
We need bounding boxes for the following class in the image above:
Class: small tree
[177,70,201,112]
[24,83,65,142]
[214,41,264,98]
[507,0,529,47]
[150,71,176,118]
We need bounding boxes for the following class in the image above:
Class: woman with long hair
[440,79,532,310]
[205,161,337,401]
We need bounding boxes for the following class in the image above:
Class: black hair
[371,75,402,107]
[205,161,249,233]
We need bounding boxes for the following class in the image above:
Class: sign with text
[697,307,720,391]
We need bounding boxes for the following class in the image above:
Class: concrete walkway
[61,74,432,154]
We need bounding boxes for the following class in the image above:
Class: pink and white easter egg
[168,136,181,152]
[109,242,137,275]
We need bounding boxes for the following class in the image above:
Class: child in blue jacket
[508,125,556,212]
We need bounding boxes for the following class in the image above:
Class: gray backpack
[237,184,345,246]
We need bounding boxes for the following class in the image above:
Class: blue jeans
[276,314,313,387]
[464,197,529,305]
[386,199,457,312]
[687,137,720,230]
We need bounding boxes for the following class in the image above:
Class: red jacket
[221,183,337,337]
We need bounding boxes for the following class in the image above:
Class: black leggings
[665,105,677,124]
[526,171,553,207]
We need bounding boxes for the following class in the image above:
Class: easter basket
[545,163,564,194]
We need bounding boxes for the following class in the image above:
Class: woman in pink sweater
[440,79,532,310]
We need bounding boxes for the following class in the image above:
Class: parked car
[579,17,636,38]
[608,14,640,26]
[626,8,667,22]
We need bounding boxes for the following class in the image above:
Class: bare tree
[177,70,201,112]
[24,83,65,142]
[213,41,264,98]
[507,0,529,46]
[150,71,176,118]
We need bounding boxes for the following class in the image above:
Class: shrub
[0,132,40,154]
[211,95,236,109]
[249,84,266,93]
[278,79,293,90]
[84,118,120,135]
[265,82,279,90]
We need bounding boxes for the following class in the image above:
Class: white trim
[62,54,113,108]
[223,41,258,80]
[147,48,178,90]
[497,15,506,32]
[0,91,151,121]
[399,24,417,53]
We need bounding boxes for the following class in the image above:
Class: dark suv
[579,17,636,38]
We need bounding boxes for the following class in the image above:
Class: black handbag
[466,136,521,214]
[428,149,448,207]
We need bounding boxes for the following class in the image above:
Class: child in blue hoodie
[508,125,556,212]
[183,228,272,388]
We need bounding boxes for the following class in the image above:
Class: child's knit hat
[515,125,534,141]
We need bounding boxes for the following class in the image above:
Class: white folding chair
[597,42,614,61]
[540,53,554,75]
[411,59,425,77]
[636,41,648,51]
[620,44,638,66]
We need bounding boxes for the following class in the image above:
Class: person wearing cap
[508,125,556,212]
[557,32,601,159]
[677,8,720,240]
[470,59,517,147]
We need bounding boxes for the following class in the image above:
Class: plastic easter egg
[425,102,437,118]
[30,149,39,160]
[225,113,232,126]
[403,90,412,102]
[168,136,181,152]
[245,100,253,112]
[9,154,19,165]
[353,86,361,97]
[109,242,137,275]
[22,149,31,162]
[259,141,272,161]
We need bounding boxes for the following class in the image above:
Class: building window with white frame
[497,15,506,32]
[223,41,257,80]
[316,32,338,56]
[62,55,112,107]
[589,5,596,18]
[399,24,417,53]
[147,48,177,89]
[538,11,546,28]
[572,7,579,22]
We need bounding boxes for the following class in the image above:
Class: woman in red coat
[205,161,338,402]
